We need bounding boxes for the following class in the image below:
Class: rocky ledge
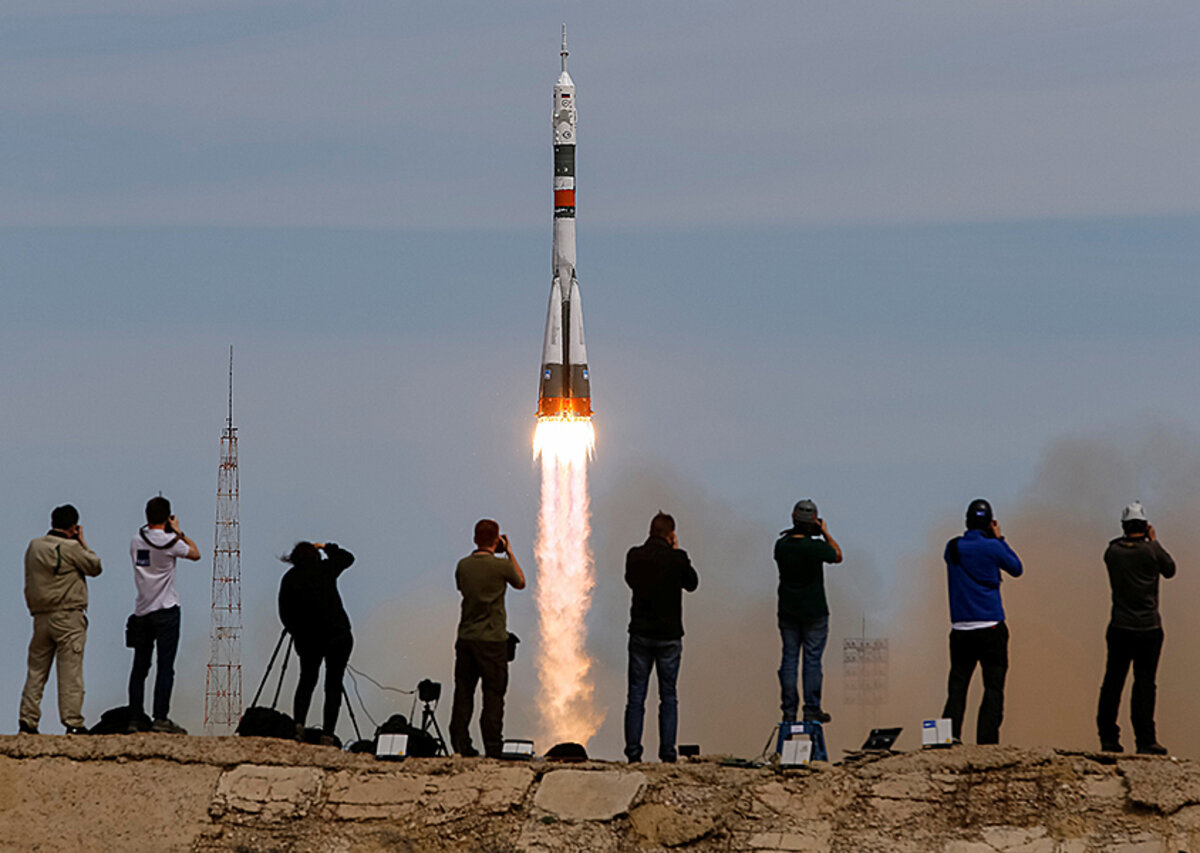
[2,736,1200,851]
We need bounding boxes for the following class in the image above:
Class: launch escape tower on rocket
[537,26,591,419]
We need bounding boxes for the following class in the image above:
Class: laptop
[860,727,902,751]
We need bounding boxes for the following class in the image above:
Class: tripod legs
[420,702,448,757]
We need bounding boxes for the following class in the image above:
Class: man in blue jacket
[941,498,1023,745]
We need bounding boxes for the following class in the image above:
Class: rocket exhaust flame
[533,416,603,745]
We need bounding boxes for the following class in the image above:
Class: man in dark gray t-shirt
[1096,502,1176,755]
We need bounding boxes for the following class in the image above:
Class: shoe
[65,725,88,735]
[1137,742,1168,756]
[458,746,480,758]
[151,718,188,735]
[951,737,964,746]
[318,733,341,748]
[1099,740,1124,753]
[18,721,38,735]
[803,710,832,724]
[781,713,797,724]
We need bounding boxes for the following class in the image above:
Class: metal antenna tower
[205,346,242,734]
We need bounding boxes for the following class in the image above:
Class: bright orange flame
[533,415,603,746]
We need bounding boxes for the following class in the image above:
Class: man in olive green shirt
[19,504,103,734]
[449,519,526,757]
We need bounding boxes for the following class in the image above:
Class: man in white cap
[1097,502,1175,755]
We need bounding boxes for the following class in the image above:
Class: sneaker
[803,710,832,724]
[318,732,341,748]
[1100,740,1124,753]
[458,746,480,758]
[1137,742,1168,756]
[65,725,88,735]
[781,713,797,724]
[18,721,38,735]
[151,718,188,735]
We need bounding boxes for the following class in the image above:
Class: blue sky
[2,2,1199,758]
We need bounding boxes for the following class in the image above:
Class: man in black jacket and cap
[623,511,699,763]
[278,541,355,745]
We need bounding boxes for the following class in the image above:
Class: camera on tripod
[418,679,441,704]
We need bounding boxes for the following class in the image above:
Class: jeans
[293,633,353,735]
[942,622,1008,744]
[128,605,181,721]
[623,634,683,762]
[1096,625,1163,747]
[449,638,509,758]
[778,615,829,719]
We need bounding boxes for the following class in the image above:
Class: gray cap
[792,499,818,524]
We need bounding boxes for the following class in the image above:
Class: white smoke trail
[533,416,604,745]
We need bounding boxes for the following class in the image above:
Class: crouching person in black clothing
[278,542,355,745]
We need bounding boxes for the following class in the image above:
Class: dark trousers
[624,634,683,763]
[293,633,353,735]
[778,615,829,719]
[449,638,508,757]
[128,605,181,721]
[1097,625,1163,747]
[942,622,1008,744]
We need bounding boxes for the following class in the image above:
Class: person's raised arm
[819,518,843,564]
[500,535,526,589]
[320,542,355,575]
[168,516,202,561]
[1149,526,1176,578]
[991,519,1023,577]
[71,526,103,576]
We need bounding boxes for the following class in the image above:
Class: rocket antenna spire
[560,23,568,72]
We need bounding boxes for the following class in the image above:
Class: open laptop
[860,727,902,751]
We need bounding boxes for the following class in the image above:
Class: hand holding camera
[496,534,510,555]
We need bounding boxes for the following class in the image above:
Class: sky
[2,1,1199,759]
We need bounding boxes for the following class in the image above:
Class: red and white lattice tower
[205,347,242,734]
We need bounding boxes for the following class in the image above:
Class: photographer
[18,504,102,734]
[127,496,201,735]
[449,519,525,758]
[941,498,1023,745]
[774,500,843,725]
[278,541,355,746]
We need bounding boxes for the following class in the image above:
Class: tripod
[415,696,448,757]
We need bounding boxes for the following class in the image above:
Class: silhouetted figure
[449,520,526,758]
[774,499,844,724]
[278,541,355,743]
[941,498,1023,745]
[623,511,699,763]
[1097,502,1175,755]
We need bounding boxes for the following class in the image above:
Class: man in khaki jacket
[19,504,103,734]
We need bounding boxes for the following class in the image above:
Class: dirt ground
[2,734,1200,852]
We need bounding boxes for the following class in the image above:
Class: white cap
[1121,501,1148,523]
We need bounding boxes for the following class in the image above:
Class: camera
[495,534,507,555]
[418,679,441,703]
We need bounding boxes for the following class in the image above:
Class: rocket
[537,27,592,419]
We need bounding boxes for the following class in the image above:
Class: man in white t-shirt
[127,496,200,734]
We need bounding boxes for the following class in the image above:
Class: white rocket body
[538,32,591,419]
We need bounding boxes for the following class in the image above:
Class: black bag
[89,705,152,735]
[236,706,297,740]
[507,632,520,663]
[374,713,439,757]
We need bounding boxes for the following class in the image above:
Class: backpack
[89,705,152,735]
[236,706,297,740]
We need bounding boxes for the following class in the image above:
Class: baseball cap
[1121,501,1148,523]
[966,498,993,529]
[792,499,818,524]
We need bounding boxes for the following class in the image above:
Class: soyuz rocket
[537,28,591,419]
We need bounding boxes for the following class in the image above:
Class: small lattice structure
[205,348,242,734]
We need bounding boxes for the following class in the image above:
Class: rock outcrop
[2,735,1200,851]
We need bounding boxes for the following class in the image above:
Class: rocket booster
[538,27,591,419]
